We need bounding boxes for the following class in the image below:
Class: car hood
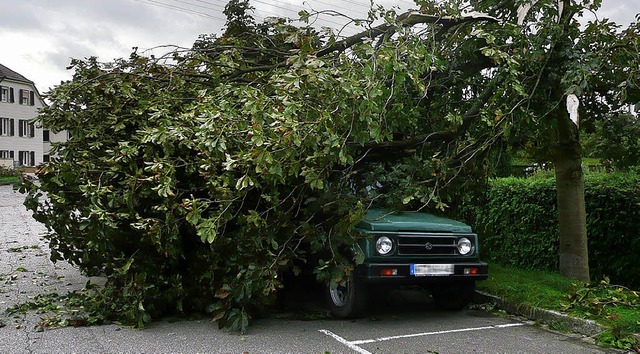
[356,209,473,233]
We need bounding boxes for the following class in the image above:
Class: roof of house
[0,63,33,84]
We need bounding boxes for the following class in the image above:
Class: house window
[0,86,13,103]
[43,154,50,162]
[18,119,35,138]
[18,151,35,166]
[0,118,14,136]
[0,150,12,159]
[19,89,34,106]
[20,89,29,105]
[43,129,50,142]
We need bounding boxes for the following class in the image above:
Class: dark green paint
[356,208,473,233]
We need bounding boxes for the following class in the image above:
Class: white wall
[43,130,68,159]
[0,158,12,169]
[0,79,45,166]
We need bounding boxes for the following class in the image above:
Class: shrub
[465,172,640,289]
[584,173,640,288]
[465,176,559,270]
[0,165,20,178]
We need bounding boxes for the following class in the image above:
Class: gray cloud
[0,2,42,31]
[43,39,97,69]
[34,0,161,30]
[598,3,639,27]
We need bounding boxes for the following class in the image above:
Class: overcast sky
[1,0,638,94]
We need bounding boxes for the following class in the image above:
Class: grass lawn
[478,262,640,349]
[0,176,20,184]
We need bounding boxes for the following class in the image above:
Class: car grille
[396,234,465,256]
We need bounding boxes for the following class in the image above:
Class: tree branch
[316,11,498,57]
[353,83,497,153]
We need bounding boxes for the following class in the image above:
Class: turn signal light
[380,268,398,276]
[464,268,479,275]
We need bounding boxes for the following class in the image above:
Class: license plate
[410,264,454,276]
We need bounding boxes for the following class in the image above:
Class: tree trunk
[552,109,590,282]
[548,0,589,282]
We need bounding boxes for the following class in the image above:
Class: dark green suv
[328,209,488,318]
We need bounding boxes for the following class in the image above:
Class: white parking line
[320,323,525,354]
[319,329,373,354]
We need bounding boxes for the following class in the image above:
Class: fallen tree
[24,0,640,330]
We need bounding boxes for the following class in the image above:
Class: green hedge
[465,172,640,289]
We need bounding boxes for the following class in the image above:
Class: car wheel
[327,271,367,318]
[431,282,475,310]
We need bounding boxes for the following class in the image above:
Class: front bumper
[355,262,488,283]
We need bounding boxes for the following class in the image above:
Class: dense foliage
[467,172,640,289]
[23,0,640,329]
[24,2,510,330]
[592,113,640,170]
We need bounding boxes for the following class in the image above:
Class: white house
[0,63,66,169]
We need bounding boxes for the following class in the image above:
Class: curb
[473,290,603,337]
[474,290,640,346]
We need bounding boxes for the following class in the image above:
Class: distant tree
[592,112,640,170]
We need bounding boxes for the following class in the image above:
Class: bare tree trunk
[552,109,590,282]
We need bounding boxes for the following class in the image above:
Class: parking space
[317,313,614,354]
[320,322,525,354]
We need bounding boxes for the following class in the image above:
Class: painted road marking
[320,322,526,354]
[319,329,373,354]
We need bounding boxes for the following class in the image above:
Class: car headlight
[376,236,393,255]
[457,237,472,255]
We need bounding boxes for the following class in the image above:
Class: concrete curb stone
[473,290,604,337]
[474,290,640,348]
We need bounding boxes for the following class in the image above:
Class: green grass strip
[478,262,640,349]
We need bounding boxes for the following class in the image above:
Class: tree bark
[552,108,590,282]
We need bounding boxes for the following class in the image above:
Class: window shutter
[18,89,23,105]
[29,123,35,138]
[10,119,14,136]
[9,151,14,159]
[30,91,35,106]
[9,88,14,103]
[30,151,35,166]
[18,120,23,137]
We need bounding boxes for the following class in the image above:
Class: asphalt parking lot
[0,185,623,353]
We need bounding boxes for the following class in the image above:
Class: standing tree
[469,0,640,280]
[24,0,639,329]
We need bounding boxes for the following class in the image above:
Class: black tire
[431,282,475,310]
[327,272,367,318]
